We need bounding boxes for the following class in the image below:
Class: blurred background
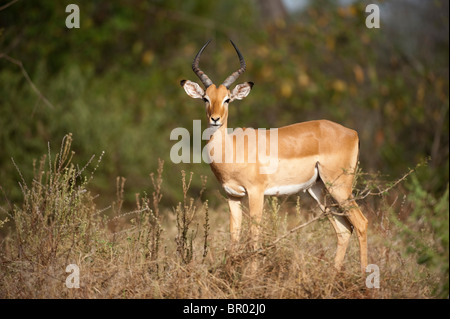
[0,0,448,210]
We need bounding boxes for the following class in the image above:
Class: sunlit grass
[0,134,446,298]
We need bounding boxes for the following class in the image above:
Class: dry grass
[0,134,445,299]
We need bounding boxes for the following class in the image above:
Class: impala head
[181,40,254,128]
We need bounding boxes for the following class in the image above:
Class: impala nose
[211,116,220,123]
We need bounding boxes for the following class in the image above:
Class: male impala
[180,40,368,271]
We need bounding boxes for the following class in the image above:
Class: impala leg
[247,190,265,251]
[327,215,353,271]
[308,184,353,271]
[320,174,368,272]
[342,199,368,272]
[243,190,264,274]
[228,196,243,248]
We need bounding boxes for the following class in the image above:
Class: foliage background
[0,0,448,298]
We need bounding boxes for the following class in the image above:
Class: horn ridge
[192,39,213,88]
[222,40,246,88]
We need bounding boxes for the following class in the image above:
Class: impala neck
[207,120,232,165]
[208,120,228,144]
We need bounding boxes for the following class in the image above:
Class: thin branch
[230,211,328,262]
[356,166,416,200]
[0,53,55,109]
[0,0,19,11]
[265,211,327,248]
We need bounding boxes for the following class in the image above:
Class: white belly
[264,166,318,196]
[223,185,246,197]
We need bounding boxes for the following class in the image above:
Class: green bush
[392,172,449,297]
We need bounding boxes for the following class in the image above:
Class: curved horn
[192,39,213,88]
[222,40,246,89]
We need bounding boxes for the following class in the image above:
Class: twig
[0,53,55,109]
[231,211,328,262]
[0,0,19,11]
[356,166,416,200]
[265,211,327,248]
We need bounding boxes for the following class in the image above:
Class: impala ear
[230,82,254,102]
[180,80,205,99]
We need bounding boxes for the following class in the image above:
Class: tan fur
[182,81,368,272]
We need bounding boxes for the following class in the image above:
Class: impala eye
[202,97,209,103]
[225,98,231,104]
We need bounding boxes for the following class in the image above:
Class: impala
[180,40,368,271]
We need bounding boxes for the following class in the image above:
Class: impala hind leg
[340,199,368,272]
[320,174,368,272]
[308,184,353,271]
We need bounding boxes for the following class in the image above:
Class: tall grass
[0,134,447,298]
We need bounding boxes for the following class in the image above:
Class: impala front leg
[248,190,265,251]
[228,196,243,248]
